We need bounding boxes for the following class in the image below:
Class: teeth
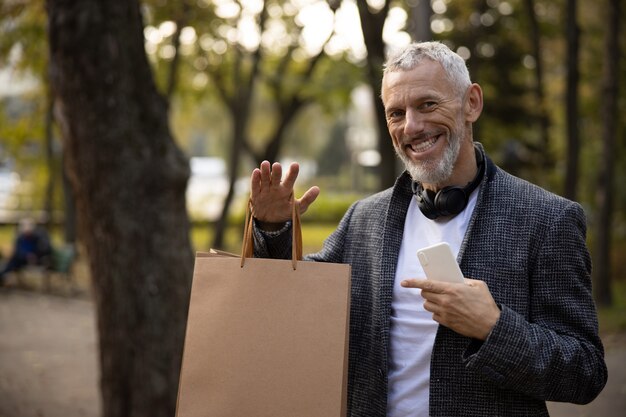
[408,136,438,152]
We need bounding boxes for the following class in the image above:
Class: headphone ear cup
[413,143,485,219]
[417,188,439,220]
[434,187,468,217]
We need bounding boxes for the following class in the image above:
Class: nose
[403,108,425,137]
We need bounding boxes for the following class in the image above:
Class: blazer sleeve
[462,202,608,404]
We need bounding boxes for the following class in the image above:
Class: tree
[523,0,552,168]
[207,1,267,249]
[593,0,620,306]
[189,0,358,248]
[564,0,580,200]
[46,2,193,417]
[0,0,77,240]
[408,0,432,42]
[356,0,397,190]
[439,0,532,149]
[42,70,56,222]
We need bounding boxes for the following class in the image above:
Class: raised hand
[250,161,320,227]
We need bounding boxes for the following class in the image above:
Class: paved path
[0,290,100,417]
[0,289,624,417]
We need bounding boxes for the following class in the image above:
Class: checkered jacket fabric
[253,150,607,417]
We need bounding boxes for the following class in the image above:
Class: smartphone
[416,242,465,283]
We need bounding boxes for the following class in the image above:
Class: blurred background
[0,0,624,416]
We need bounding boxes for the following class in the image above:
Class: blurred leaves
[0,0,624,222]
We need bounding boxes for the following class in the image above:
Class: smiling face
[382,59,480,188]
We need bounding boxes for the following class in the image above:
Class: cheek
[388,124,404,147]
[438,107,463,130]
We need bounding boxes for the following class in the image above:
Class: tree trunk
[43,74,56,225]
[46,2,194,417]
[165,0,190,100]
[593,0,619,307]
[409,0,432,42]
[357,0,398,190]
[61,157,77,244]
[212,107,246,250]
[524,0,551,168]
[564,0,580,200]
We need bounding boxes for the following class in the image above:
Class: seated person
[0,218,52,284]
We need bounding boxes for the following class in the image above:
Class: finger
[401,279,431,289]
[431,311,443,324]
[270,162,283,188]
[298,186,320,213]
[250,168,261,198]
[281,162,300,190]
[423,299,437,313]
[401,279,417,288]
[402,279,447,294]
[260,160,271,190]
[463,278,481,287]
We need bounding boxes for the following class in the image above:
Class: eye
[386,109,405,120]
[419,101,437,111]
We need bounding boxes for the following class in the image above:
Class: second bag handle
[241,194,303,269]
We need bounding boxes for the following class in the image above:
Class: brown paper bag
[176,199,351,417]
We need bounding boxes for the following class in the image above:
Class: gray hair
[383,41,471,95]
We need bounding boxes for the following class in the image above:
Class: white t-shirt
[387,189,479,417]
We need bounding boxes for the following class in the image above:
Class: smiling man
[249,42,607,417]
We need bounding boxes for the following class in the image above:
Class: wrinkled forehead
[384,62,472,104]
[381,60,456,97]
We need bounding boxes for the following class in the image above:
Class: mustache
[401,131,443,144]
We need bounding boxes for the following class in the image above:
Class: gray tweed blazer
[254,150,607,417]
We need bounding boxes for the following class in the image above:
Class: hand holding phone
[417,242,465,283]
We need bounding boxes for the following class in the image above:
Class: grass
[0,222,337,261]
[597,279,626,336]
[194,222,337,255]
[0,227,12,258]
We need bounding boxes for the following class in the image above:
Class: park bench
[15,244,77,294]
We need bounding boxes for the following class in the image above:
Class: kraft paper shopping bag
[176,199,351,417]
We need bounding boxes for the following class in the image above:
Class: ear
[464,83,483,123]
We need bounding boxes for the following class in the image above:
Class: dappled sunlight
[141,0,410,62]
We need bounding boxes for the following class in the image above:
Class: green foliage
[598,278,626,335]
[300,223,337,253]
[0,92,54,211]
[317,119,350,176]
[216,189,361,227]
[0,0,48,73]
[0,0,61,213]
[192,221,336,255]
[299,191,362,223]
[141,0,363,166]
[438,1,539,151]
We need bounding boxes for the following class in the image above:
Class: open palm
[250,161,320,225]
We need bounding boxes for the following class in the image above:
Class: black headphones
[411,144,485,220]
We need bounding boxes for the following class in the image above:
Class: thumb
[297,186,320,214]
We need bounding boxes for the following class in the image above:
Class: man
[249,42,606,417]
[0,218,52,285]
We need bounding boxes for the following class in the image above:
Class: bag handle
[241,194,303,270]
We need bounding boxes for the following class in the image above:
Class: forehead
[382,60,456,104]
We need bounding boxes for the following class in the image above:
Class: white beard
[395,125,464,185]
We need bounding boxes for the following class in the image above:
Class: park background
[0,0,625,416]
